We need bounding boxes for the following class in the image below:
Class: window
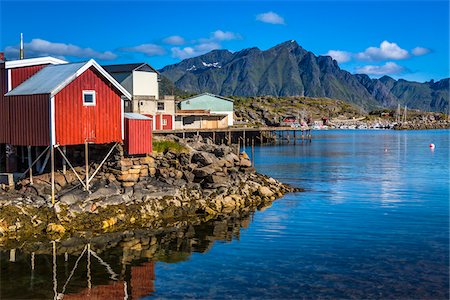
[83,90,96,106]
[157,102,165,111]
[162,119,167,126]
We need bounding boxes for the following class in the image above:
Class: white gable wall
[132,70,159,99]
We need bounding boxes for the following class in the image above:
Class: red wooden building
[0,57,150,201]
[124,113,153,155]
[2,58,130,146]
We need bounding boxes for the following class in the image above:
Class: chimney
[19,33,24,60]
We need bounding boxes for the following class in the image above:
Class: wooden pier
[153,127,313,146]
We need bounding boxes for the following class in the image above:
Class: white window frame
[83,90,96,106]
[157,101,165,111]
[162,118,167,126]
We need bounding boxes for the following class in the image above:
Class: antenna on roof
[20,33,24,60]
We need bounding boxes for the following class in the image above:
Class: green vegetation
[153,140,188,154]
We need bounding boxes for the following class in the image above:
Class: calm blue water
[152,130,449,299]
[1,130,448,299]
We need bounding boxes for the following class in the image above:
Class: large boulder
[191,151,217,166]
[192,166,216,178]
[258,186,274,197]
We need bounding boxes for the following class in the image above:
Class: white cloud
[412,46,431,56]
[122,43,166,56]
[5,38,116,60]
[171,42,221,60]
[256,12,285,25]
[325,50,352,63]
[163,35,186,46]
[355,40,409,61]
[355,62,405,75]
[211,30,240,41]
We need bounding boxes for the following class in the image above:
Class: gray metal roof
[102,63,159,74]
[6,62,87,96]
[124,113,152,120]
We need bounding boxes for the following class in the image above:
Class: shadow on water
[0,210,256,299]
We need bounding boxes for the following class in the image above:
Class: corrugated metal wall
[11,65,47,89]
[7,94,50,146]
[0,64,10,144]
[54,67,123,146]
[125,118,152,155]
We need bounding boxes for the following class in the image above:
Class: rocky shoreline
[0,136,301,242]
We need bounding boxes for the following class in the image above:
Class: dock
[153,127,313,145]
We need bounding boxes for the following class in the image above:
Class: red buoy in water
[429,143,435,149]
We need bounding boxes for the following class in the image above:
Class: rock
[140,156,155,166]
[222,196,236,208]
[88,186,120,201]
[140,168,149,177]
[192,166,216,178]
[175,170,183,179]
[183,171,195,183]
[240,152,250,160]
[119,159,133,167]
[216,159,227,167]
[47,223,66,234]
[224,153,239,163]
[149,167,157,176]
[240,158,252,168]
[118,173,140,182]
[54,173,67,187]
[102,217,117,229]
[208,175,228,184]
[128,168,141,174]
[59,192,82,205]
[258,186,274,197]
[122,182,135,187]
[191,151,217,166]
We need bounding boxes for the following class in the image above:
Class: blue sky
[1,0,448,82]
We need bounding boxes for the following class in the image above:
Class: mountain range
[159,40,449,112]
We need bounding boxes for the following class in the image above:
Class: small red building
[3,59,130,147]
[124,113,153,155]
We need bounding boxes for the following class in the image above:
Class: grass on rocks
[153,140,188,154]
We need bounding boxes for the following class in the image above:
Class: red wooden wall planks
[125,118,152,155]
[54,67,123,146]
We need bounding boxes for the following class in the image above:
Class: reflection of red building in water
[63,262,155,300]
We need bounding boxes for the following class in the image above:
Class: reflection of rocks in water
[0,210,256,299]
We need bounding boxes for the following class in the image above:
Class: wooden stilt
[213,131,216,144]
[228,131,231,145]
[27,146,33,185]
[252,138,255,166]
[62,146,66,175]
[294,130,297,145]
[51,146,55,206]
[85,142,89,192]
[243,130,246,148]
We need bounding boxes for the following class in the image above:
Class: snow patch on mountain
[201,61,222,68]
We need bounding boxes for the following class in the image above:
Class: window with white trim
[157,102,165,111]
[83,90,96,106]
[162,119,167,126]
